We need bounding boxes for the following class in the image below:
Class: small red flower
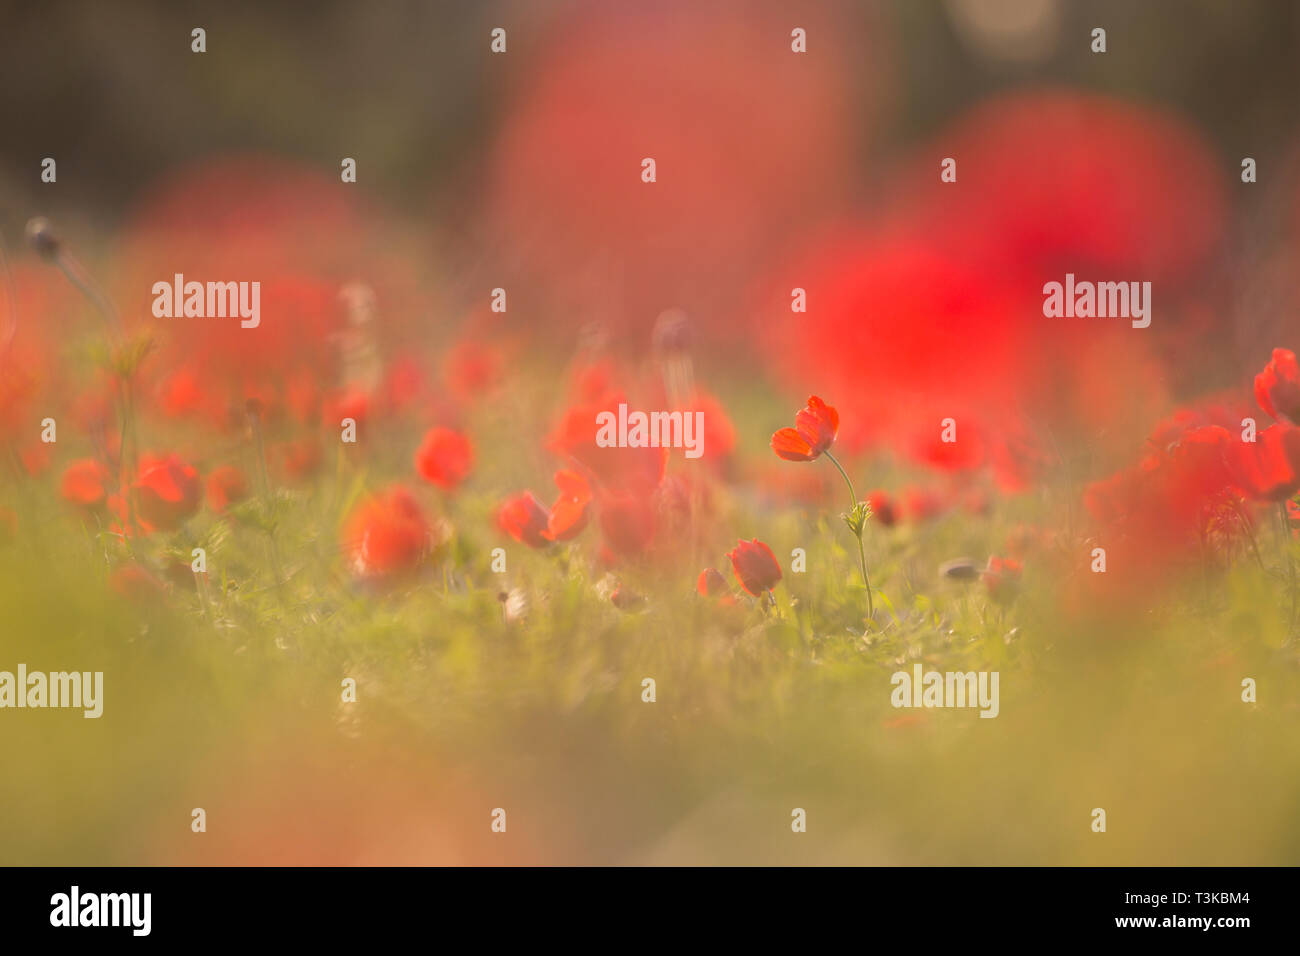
[697,567,728,597]
[61,459,111,508]
[983,555,1022,604]
[1255,348,1300,424]
[323,385,371,429]
[497,492,551,548]
[342,485,434,580]
[863,490,896,527]
[134,454,202,531]
[771,395,839,461]
[415,427,474,491]
[727,538,783,596]
[206,465,250,513]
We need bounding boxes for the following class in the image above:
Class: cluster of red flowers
[1080,348,1300,602]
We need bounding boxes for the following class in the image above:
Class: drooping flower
[134,454,202,531]
[771,396,839,462]
[342,486,434,580]
[415,427,474,491]
[1254,348,1300,424]
[727,538,783,596]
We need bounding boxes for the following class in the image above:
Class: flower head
[60,459,111,509]
[726,538,783,596]
[1255,348,1300,424]
[771,396,839,462]
[545,469,591,542]
[497,492,551,548]
[415,427,474,491]
[134,454,202,531]
[342,486,434,580]
[696,567,728,597]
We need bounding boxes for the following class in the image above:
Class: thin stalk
[1281,502,1296,632]
[823,450,874,620]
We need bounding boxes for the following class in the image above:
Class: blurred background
[2,0,1300,866]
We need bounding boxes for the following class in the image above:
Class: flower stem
[1281,501,1296,633]
[823,450,874,620]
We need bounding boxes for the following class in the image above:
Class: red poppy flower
[323,385,371,429]
[983,556,1022,605]
[206,465,250,513]
[1255,348,1300,424]
[863,490,896,527]
[497,492,551,548]
[771,396,839,462]
[134,454,202,531]
[415,427,474,491]
[1227,424,1300,502]
[545,469,591,542]
[61,459,112,508]
[341,486,434,580]
[697,567,728,597]
[727,538,783,596]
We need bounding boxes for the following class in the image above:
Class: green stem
[823,450,873,621]
[1281,501,1296,633]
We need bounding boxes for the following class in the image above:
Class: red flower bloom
[322,385,371,429]
[206,465,250,513]
[342,486,434,580]
[771,396,839,462]
[1255,348,1300,424]
[497,492,551,548]
[545,469,591,542]
[863,490,896,527]
[697,567,728,597]
[134,454,202,531]
[61,459,112,508]
[415,427,474,491]
[1227,424,1300,502]
[727,538,783,596]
